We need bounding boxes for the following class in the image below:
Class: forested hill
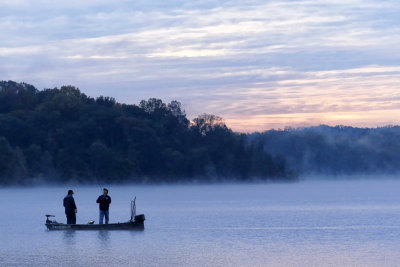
[0,81,295,185]
[251,125,400,175]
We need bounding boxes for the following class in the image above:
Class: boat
[45,197,145,231]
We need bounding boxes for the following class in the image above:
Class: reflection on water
[97,230,110,243]
[2,180,400,266]
[62,230,76,245]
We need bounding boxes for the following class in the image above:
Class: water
[1,180,400,266]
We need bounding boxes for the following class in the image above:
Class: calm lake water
[1,179,400,266]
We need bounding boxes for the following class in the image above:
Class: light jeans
[99,209,109,224]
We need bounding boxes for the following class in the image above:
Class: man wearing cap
[63,189,77,224]
[96,188,112,224]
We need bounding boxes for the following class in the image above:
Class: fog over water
[1,179,400,266]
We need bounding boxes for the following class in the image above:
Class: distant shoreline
[3,174,400,188]
[2,81,400,186]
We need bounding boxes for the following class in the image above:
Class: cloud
[0,0,399,132]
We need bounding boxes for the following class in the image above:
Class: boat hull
[46,217,145,231]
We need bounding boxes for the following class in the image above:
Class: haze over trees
[0,81,294,185]
[250,125,400,175]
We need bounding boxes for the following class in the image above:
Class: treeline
[251,125,400,175]
[0,81,295,185]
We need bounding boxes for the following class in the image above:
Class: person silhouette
[96,188,111,224]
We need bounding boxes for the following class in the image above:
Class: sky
[0,0,400,132]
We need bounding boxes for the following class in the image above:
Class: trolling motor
[45,214,57,224]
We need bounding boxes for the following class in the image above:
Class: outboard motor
[130,197,146,222]
[134,214,145,222]
[130,197,136,222]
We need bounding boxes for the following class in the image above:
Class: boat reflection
[97,230,110,243]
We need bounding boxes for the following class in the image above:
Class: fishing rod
[95,177,105,194]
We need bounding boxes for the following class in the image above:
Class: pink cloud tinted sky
[0,0,399,132]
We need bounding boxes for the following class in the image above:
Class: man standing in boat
[63,189,77,224]
[96,188,111,224]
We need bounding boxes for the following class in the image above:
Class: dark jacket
[63,195,77,215]
[96,195,111,211]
